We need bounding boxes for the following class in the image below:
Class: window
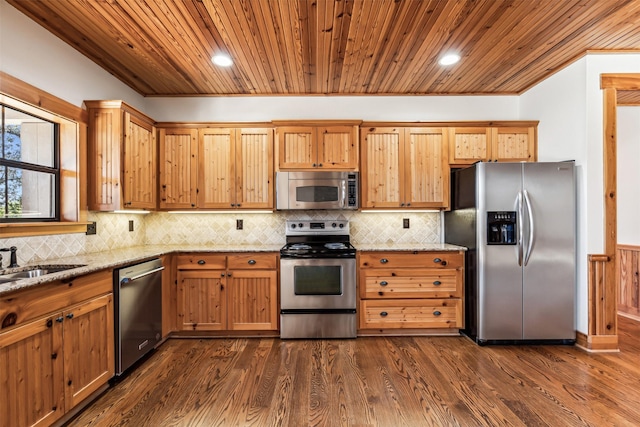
[0,105,59,221]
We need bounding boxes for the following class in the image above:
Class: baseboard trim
[575,331,619,352]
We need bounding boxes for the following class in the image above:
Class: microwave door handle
[341,181,346,208]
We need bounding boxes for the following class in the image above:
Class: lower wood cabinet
[358,251,464,334]
[0,270,114,427]
[176,253,278,332]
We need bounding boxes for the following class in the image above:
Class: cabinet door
[491,127,536,162]
[0,316,64,427]
[158,128,198,209]
[360,127,402,208]
[317,126,358,170]
[123,112,156,209]
[87,107,122,211]
[236,128,274,209]
[62,294,114,410]
[448,127,491,165]
[227,269,278,331]
[405,127,449,208]
[277,126,316,169]
[198,128,235,209]
[177,270,226,331]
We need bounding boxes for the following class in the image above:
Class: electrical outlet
[86,221,97,235]
[129,220,134,232]
[236,219,243,230]
[403,218,410,229]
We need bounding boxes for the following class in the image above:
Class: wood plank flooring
[68,317,640,426]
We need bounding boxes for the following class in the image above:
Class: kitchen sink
[0,264,87,284]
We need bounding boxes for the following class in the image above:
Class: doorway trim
[585,74,640,351]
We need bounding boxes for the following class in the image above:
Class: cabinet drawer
[0,269,112,330]
[359,252,463,269]
[176,254,226,270]
[227,253,278,270]
[359,299,462,329]
[361,269,461,299]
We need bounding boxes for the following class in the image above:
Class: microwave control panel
[347,174,358,207]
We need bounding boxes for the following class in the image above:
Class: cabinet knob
[191,203,195,207]
[227,272,232,277]
[318,163,323,167]
[380,258,388,264]
[46,319,53,328]
[379,281,388,286]
[312,163,317,167]
[66,313,74,319]
[400,203,405,207]
[197,260,206,265]
[51,352,58,360]
[248,259,256,265]
[221,273,225,277]
[406,203,411,207]
[433,311,442,316]
[231,203,235,207]
[380,311,388,317]
[434,258,447,265]
[433,281,441,286]
[237,203,241,207]
[56,317,64,323]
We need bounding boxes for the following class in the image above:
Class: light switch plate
[403,218,410,229]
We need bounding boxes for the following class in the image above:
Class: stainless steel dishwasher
[114,258,164,376]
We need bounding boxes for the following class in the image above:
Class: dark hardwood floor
[68,318,640,426]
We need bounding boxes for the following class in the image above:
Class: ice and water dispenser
[487,211,517,245]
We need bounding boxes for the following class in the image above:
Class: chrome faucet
[0,246,19,268]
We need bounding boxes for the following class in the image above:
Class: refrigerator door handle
[523,189,535,266]
[517,191,524,266]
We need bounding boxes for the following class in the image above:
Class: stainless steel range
[280,220,357,339]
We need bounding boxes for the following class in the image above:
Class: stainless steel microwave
[276,171,359,210]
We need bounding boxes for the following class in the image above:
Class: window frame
[0,72,89,237]
[1,104,61,222]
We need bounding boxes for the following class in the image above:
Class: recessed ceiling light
[212,54,233,67]
[439,53,460,66]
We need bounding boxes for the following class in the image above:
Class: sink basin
[0,264,87,284]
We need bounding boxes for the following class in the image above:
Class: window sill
[0,222,90,238]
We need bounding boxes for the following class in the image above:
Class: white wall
[146,95,520,122]
[521,53,640,334]
[0,0,147,111]
[617,107,640,246]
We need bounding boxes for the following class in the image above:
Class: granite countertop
[355,243,467,252]
[0,244,283,297]
[0,242,467,297]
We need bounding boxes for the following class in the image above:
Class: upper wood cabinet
[360,126,449,209]
[274,122,360,170]
[86,100,157,211]
[159,126,273,210]
[158,128,198,209]
[448,125,537,165]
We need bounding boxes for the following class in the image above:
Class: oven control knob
[332,222,337,228]
[291,224,296,229]
[298,223,304,228]
[339,223,344,228]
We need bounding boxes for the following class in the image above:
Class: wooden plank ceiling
[7,0,640,97]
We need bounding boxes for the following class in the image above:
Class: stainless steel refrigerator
[445,161,576,345]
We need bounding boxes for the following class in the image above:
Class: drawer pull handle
[433,311,442,316]
[433,258,442,263]
[380,311,388,317]
[433,281,441,286]
[379,281,388,286]
[197,260,206,265]
[248,259,256,265]
[380,258,389,264]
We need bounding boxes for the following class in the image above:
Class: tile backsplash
[2,211,441,266]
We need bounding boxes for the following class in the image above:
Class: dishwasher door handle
[120,266,165,285]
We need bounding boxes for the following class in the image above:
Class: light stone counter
[355,243,467,252]
[0,244,283,296]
